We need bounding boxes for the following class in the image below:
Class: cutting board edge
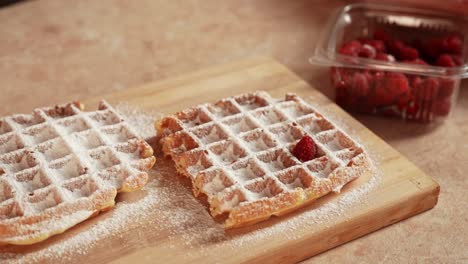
[245,179,440,264]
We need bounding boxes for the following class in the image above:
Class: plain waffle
[0,101,155,245]
[156,92,371,228]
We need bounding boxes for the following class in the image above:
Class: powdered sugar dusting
[114,102,163,139]
[0,100,154,247]
[0,101,381,263]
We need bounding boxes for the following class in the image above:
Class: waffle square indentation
[234,94,269,110]
[0,120,13,135]
[315,131,355,152]
[100,124,137,143]
[306,156,339,179]
[23,124,58,144]
[191,124,228,145]
[257,149,298,172]
[277,101,315,119]
[0,134,25,154]
[71,130,105,150]
[89,110,122,126]
[36,138,71,161]
[26,188,63,213]
[209,141,247,165]
[10,114,45,129]
[231,159,266,182]
[62,176,98,199]
[269,124,304,145]
[42,104,79,119]
[276,167,313,189]
[252,108,287,126]
[207,100,241,118]
[56,117,90,134]
[0,151,39,173]
[195,169,234,196]
[181,150,214,177]
[0,201,24,219]
[244,177,284,199]
[222,115,258,134]
[175,107,212,127]
[241,130,277,152]
[88,148,121,170]
[48,155,88,181]
[14,168,51,193]
[0,179,14,203]
[298,115,335,135]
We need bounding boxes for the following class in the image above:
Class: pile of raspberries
[332,29,463,122]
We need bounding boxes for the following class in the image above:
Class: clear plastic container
[310,3,468,122]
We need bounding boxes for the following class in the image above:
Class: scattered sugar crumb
[0,101,381,263]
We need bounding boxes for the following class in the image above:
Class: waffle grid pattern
[157,92,371,228]
[0,101,155,245]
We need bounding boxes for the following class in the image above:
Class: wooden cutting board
[1,57,439,264]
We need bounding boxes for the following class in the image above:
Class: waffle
[156,92,371,228]
[0,101,155,245]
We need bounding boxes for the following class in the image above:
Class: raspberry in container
[310,3,468,122]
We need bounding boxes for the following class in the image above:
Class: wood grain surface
[0,57,440,263]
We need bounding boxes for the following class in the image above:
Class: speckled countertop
[0,0,467,263]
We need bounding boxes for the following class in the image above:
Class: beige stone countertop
[0,0,467,263]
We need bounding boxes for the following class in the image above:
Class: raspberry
[397,91,413,107]
[335,92,349,108]
[361,39,386,53]
[403,101,419,118]
[351,73,370,97]
[387,40,405,56]
[292,135,317,162]
[368,85,395,106]
[398,46,419,61]
[433,100,451,116]
[362,70,374,88]
[410,75,423,93]
[339,40,362,56]
[452,55,462,66]
[397,100,407,112]
[394,88,413,114]
[373,71,385,80]
[335,80,349,107]
[339,68,354,86]
[414,78,439,102]
[436,54,457,67]
[385,72,409,96]
[420,38,443,61]
[441,35,463,55]
[438,78,455,99]
[358,44,376,58]
[369,70,385,92]
[375,53,395,62]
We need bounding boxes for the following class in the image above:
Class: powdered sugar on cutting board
[0,101,381,263]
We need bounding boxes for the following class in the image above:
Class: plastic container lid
[310,3,468,79]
